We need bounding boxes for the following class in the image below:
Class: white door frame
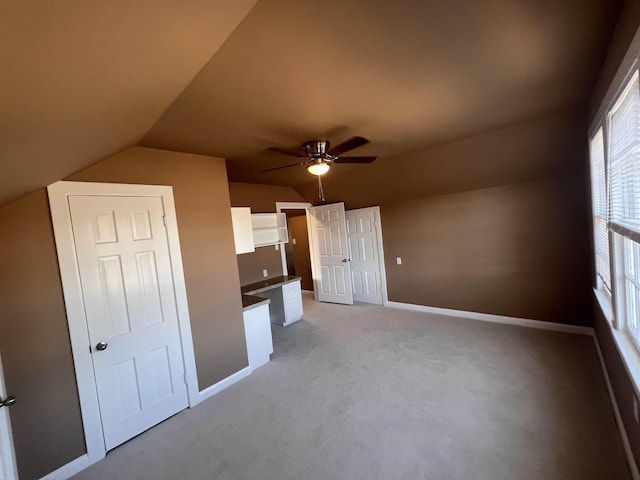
[47,181,199,466]
[345,206,389,306]
[275,202,314,291]
[0,352,18,480]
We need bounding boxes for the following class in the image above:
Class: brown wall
[0,147,247,479]
[228,182,306,212]
[236,246,284,285]
[228,182,306,284]
[381,176,592,325]
[590,0,640,467]
[590,0,640,119]
[0,190,86,480]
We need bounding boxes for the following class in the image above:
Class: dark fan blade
[332,156,376,164]
[267,147,305,158]
[328,136,369,156]
[260,161,305,173]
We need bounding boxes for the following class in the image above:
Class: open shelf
[251,213,288,246]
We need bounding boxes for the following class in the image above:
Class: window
[590,27,640,396]
[589,128,611,293]
[590,69,640,347]
[608,71,640,238]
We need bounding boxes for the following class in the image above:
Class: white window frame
[590,25,640,400]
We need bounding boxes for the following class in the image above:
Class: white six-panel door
[68,195,188,450]
[346,207,384,305]
[309,203,353,305]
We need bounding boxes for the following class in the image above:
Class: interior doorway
[278,202,388,306]
[283,209,313,291]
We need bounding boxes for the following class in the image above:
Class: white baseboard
[594,337,640,480]
[39,454,90,480]
[196,366,252,404]
[387,301,594,336]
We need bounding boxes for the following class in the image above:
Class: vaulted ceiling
[1,0,257,205]
[1,0,622,206]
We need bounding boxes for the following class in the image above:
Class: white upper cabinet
[231,207,255,254]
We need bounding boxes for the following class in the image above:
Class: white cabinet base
[256,279,303,326]
[243,304,273,370]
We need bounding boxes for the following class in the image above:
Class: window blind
[609,71,640,241]
[590,128,611,290]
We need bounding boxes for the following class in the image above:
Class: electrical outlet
[396,257,402,265]
[634,396,639,423]
[292,238,297,245]
[263,269,268,278]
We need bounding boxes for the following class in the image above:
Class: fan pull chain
[318,176,325,202]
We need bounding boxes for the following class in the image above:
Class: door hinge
[183,372,188,385]
[162,216,167,227]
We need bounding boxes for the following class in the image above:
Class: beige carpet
[71,293,631,479]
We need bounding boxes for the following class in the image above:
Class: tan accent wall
[0,147,246,479]
[0,190,86,480]
[381,176,592,325]
[228,182,306,284]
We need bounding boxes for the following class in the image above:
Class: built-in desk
[242,275,303,326]
[242,294,270,312]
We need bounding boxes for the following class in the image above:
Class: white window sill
[594,288,640,397]
[593,287,614,323]
[610,328,640,399]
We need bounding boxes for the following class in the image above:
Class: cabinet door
[282,281,303,323]
[243,304,273,369]
[231,207,255,254]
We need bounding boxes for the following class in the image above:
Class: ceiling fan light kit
[263,136,377,201]
[307,161,330,176]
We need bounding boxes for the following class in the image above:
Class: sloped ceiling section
[0,0,257,205]
[141,0,620,189]
[294,107,588,208]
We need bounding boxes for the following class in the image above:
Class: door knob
[95,341,108,351]
[341,258,351,262]
[0,395,16,408]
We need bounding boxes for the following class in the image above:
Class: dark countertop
[241,275,302,296]
[242,294,270,312]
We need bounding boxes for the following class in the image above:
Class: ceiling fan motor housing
[303,139,332,159]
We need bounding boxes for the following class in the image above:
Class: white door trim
[275,202,312,277]
[0,352,18,480]
[47,181,199,466]
[346,206,389,306]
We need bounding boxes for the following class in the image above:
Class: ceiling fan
[262,136,376,201]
